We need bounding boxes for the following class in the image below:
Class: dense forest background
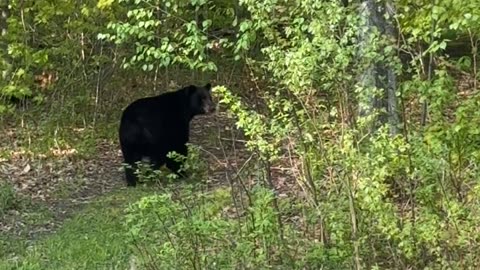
[1,0,480,269]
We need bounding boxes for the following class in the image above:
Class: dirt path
[0,138,124,238]
[0,107,300,247]
[0,111,245,240]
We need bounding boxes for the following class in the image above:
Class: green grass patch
[0,183,53,264]
[0,187,155,270]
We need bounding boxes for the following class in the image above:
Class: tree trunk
[0,0,8,48]
[0,0,9,81]
[358,0,400,136]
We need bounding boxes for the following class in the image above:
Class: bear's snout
[204,104,216,114]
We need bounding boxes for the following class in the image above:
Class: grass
[0,185,53,267]
[0,187,156,270]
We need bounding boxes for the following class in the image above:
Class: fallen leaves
[50,147,78,157]
[21,164,31,175]
[0,109,303,242]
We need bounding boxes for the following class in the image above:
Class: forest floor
[0,110,232,269]
[0,111,225,230]
[0,108,273,268]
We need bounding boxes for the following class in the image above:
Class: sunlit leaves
[97,0,115,9]
[98,0,223,72]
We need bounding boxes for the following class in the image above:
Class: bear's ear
[205,83,212,91]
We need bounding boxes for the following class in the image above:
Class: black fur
[119,83,215,186]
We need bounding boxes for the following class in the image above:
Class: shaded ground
[0,106,299,251]
[0,138,124,240]
[0,111,240,240]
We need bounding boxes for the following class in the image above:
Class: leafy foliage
[1,0,480,268]
[97,0,236,72]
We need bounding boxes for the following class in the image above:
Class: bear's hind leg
[122,148,142,187]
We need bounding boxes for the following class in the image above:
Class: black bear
[119,83,215,186]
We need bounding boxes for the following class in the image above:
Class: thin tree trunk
[0,0,9,82]
[358,0,400,136]
[0,0,7,39]
[0,0,9,52]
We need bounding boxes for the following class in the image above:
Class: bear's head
[187,83,216,116]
